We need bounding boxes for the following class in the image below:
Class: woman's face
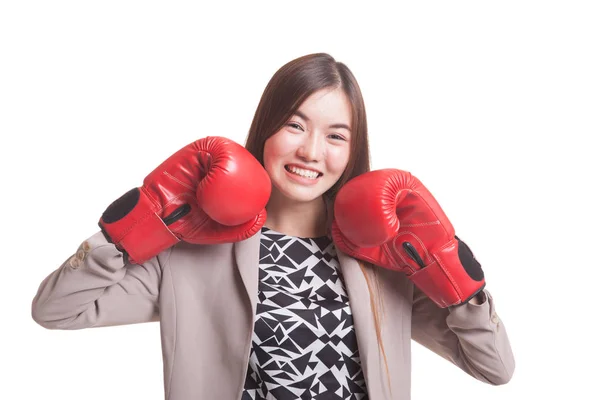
[263,87,352,203]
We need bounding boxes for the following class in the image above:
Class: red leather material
[109,190,180,264]
[332,168,485,308]
[100,136,271,264]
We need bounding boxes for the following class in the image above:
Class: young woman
[32,53,514,400]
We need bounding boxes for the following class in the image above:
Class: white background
[2,1,599,399]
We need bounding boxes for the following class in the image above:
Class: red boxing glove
[99,136,271,264]
[331,169,485,308]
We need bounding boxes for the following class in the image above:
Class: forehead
[296,88,352,124]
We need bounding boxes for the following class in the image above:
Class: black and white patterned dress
[241,227,369,400]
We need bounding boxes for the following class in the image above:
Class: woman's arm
[31,230,167,330]
[411,285,515,385]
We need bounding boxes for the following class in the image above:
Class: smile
[285,165,322,180]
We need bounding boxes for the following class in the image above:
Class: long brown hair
[244,53,391,391]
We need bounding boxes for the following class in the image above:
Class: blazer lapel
[234,231,261,316]
[337,247,389,399]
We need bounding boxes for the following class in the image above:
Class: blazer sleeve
[31,230,168,330]
[411,286,515,385]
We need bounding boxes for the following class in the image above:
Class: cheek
[264,132,296,165]
[326,147,351,174]
[263,141,274,165]
[263,134,288,173]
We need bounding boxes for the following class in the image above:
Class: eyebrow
[293,110,351,131]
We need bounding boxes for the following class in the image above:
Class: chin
[281,187,326,203]
[273,181,328,203]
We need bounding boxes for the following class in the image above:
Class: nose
[297,132,324,162]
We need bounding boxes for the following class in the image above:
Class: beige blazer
[31,230,514,400]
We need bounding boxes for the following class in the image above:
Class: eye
[287,122,303,131]
[328,133,346,141]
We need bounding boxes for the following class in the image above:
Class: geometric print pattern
[241,227,369,400]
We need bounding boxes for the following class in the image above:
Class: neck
[264,191,329,238]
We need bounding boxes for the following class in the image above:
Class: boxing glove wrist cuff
[409,240,485,307]
[99,188,180,264]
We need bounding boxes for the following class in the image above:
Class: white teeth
[287,166,319,179]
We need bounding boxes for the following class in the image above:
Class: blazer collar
[234,230,262,314]
[336,248,385,397]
